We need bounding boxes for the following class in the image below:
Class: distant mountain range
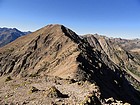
[0,27,31,47]
[0,24,140,105]
[84,34,140,60]
[110,37,140,60]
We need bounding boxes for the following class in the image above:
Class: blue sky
[0,0,140,38]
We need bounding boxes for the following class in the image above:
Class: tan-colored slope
[0,24,81,79]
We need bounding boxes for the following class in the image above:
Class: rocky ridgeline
[0,24,140,105]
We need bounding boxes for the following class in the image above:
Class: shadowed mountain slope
[83,34,140,89]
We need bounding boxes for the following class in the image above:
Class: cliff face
[0,25,140,105]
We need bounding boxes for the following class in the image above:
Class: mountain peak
[35,24,81,44]
[42,24,65,30]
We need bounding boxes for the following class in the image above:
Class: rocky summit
[0,24,140,105]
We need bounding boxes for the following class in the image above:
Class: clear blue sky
[0,0,140,38]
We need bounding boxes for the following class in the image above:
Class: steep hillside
[83,34,140,90]
[0,25,140,105]
[0,27,31,47]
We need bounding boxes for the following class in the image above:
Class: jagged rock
[5,76,12,82]
[46,86,68,98]
[29,86,39,93]
[104,97,131,105]
[80,93,101,105]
